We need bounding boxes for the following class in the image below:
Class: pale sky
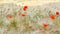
[0,0,60,6]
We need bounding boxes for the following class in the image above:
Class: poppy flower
[8,15,13,18]
[21,14,26,16]
[40,29,45,32]
[50,14,55,20]
[43,23,48,28]
[23,6,28,11]
[56,11,59,15]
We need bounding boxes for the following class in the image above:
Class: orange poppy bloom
[50,14,55,20]
[8,15,13,18]
[40,29,45,32]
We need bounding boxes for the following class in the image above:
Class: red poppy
[21,14,26,16]
[23,6,28,11]
[56,11,59,15]
[43,23,48,28]
[50,14,55,20]
[40,29,45,32]
[8,15,13,18]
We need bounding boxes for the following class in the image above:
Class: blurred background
[0,0,60,6]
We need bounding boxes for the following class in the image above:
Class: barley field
[0,2,60,34]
